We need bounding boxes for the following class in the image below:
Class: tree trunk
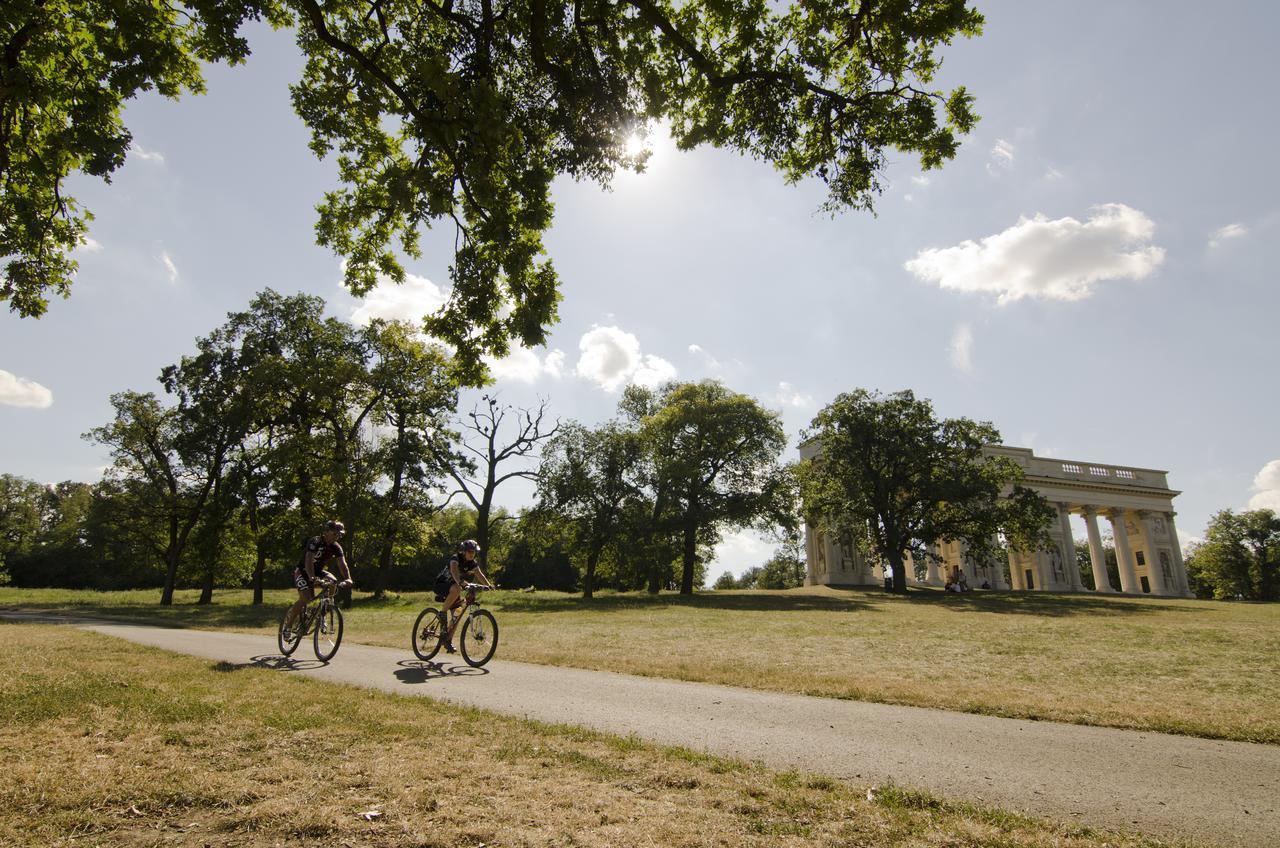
[889,549,907,593]
[198,567,215,604]
[584,545,601,599]
[375,540,393,598]
[160,512,180,605]
[249,503,265,605]
[679,520,698,595]
[646,543,662,594]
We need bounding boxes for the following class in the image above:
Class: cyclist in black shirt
[284,520,353,634]
[434,539,493,652]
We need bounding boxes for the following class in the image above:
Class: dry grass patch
[5,585,1279,744]
[0,622,1183,848]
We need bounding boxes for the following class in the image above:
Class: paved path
[7,613,1279,847]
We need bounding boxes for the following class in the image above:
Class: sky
[3,1,1278,581]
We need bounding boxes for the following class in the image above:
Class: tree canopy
[1185,509,1280,601]
[4,0,983,373]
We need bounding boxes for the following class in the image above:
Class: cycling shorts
[293,567,335,592]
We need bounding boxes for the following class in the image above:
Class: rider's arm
[304,548,318,581]
[336,553,352,584]
[449,559,464,586]
[473,566,493,589]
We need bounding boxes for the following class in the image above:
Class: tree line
[0,289,801,601]
[4,312,1107,603]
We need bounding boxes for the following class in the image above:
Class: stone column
[1136,510,1169,596]
[1166,511,1194,597]
[925,543,943,586]
[1082,508,1113,592]
[987,534,1008,589]
[1007,547,1024,590]
[804,523,817,586]
[1108,509,1140,594]
[1058,502,1083,591]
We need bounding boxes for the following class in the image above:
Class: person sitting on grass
[434,539,493,653]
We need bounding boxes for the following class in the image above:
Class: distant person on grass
[284,520,353,634]
[434,539,493,653]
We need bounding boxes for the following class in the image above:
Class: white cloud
[1043,166,1065,181]
[772,382,813,408]
[544,350,565,379]
[911,175,931,187]
[132,144,166,164]
[76,237,103,254]
[904,203,1165,304]
[349,272,448,326]
[948,324,974,374]
[987,139,1016,173]
[485,345,566,383]
[688,342,723,372]
[1248,460,1280,512]
[575,326,676,392]
[632,355,678,389]
[0,369,53,408]
[1208,222,1248,248]
[159,252,179,286]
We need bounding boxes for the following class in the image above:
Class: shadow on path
[393,659,488,684]
[213,655,329,672]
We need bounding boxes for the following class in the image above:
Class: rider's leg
[442,584,462,648]
[285,586,313,630]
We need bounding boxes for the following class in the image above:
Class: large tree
[5,0,983,372]
[534,419,644,597]
[640,380,794,594]
[1185,509,1280,601]
[436,395,557,568]
[86,392,217,605]
[799,388,1053,593]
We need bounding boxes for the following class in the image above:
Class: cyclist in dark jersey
[434,539,493,652]
[283,520,353,635]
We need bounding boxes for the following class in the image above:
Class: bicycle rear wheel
[460,609,499,667]
[412,607,444,661]
[278,609,303,656]
[313,602,344,661]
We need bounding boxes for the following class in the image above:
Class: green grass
[4,584,1279,744]
[0,623,1182,848]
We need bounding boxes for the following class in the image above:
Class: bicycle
[278,579,346,661]
[411,583,499,667]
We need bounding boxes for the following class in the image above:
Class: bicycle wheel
[412,607,444,661]
[278,609,303,656]
[313,602,344,661]
[460,609,499,667]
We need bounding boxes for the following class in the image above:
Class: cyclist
[284,519,353,635]
[434,539,493,652]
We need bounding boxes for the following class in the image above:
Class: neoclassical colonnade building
[800,444,1194,598]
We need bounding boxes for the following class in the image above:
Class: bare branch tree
[436,395,558,568]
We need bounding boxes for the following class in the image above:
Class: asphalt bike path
[5,612,1278,847]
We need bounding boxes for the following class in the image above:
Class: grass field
[3,584,1278,745]
[0,622,1180,847]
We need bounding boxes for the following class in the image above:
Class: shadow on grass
[494,590,879,614]
[492,587,1202,618]
[393,659,488,683]
[903,588,1210,617]
[0,601,284,630]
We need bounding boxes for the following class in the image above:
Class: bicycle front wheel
[460,609,499,667]
[412,607,444,661]
[313,602,344,661]
[278,609,303,656]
